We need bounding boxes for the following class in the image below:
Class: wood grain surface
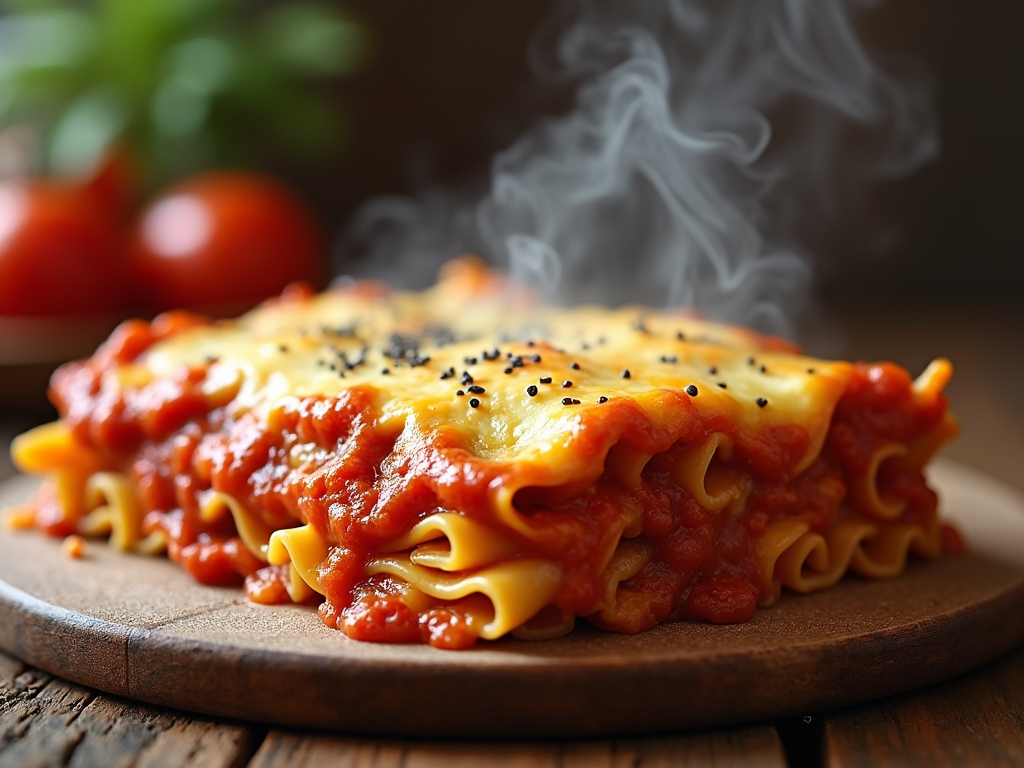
[8,643,1024,768]
[823,644,1024,767]
[0,652,260,768]
[0,646,791,768]
[1,461,1023,740]
[245,729,789,768]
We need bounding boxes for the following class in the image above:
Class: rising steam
[342,0,937,335]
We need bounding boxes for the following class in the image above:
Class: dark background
[304,0,1023,309]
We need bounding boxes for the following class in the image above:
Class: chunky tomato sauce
[45,316,954,649]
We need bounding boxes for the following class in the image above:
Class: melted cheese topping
[107,259,851,475]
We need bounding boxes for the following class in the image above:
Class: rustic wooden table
[3,641,1024,767]
[2,307,1023,767]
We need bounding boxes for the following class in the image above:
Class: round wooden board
[1,459,1023,738]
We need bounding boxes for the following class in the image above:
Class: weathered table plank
[823,643,1024,768]
[247,727,788,768]
[0,651,260,768]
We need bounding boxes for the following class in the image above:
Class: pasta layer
[5,259,960,648]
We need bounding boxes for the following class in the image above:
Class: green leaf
[1,0,366,182]
[0,79,17,122]
[264,90,346,158]
[0,0,74,13]
[149,79,211,138]
[48,86,128,175]
[162,36,237,96]
[0,8,96,74]
[149,0,233,32]
[254,2,368,77]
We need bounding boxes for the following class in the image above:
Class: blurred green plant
[0,0,369,187]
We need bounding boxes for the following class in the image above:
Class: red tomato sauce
[45,320,954,649]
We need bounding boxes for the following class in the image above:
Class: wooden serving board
[1,459,1023,738]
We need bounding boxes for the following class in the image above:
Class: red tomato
[129,173,326,312]
[0,180,126,316]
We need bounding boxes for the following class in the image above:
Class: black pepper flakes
[427,326,457,348]
[381,368,390,375]
[467,385,485,395]
[717,382,727,389]
[756,397,768,408]
[382,333,422,366]
[325,323,357,338]
[464,356,478,365]
[440,368,455,380]
[660,355,678,364]
[676,331,686,341]
[504,367,514,375]
[531,354,542,363]
[685,384,699,397]
[597,396,608,403]
[527,340,535,347]
[562,380,573,388]
[526,385,539,397]
[708,366,718,375]
[456,389,465,396]
[469,398,480,408]
[621,369,631,379]
[539,376,552,384]
[570,362,580,370]
[747,357,756,366]
[511,356,524,368]
[561,397,575,405]
[572,398,581,404]
[278,345,289,353]
[760,365,767,374]
[461,371,474,385]
[341,347,368,371]
[807,367,815,374]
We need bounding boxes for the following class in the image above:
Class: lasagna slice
[8,258,959,649]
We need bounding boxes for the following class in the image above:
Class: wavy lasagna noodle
[6,259,961,649]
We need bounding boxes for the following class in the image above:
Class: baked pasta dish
[5,258,961,649]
